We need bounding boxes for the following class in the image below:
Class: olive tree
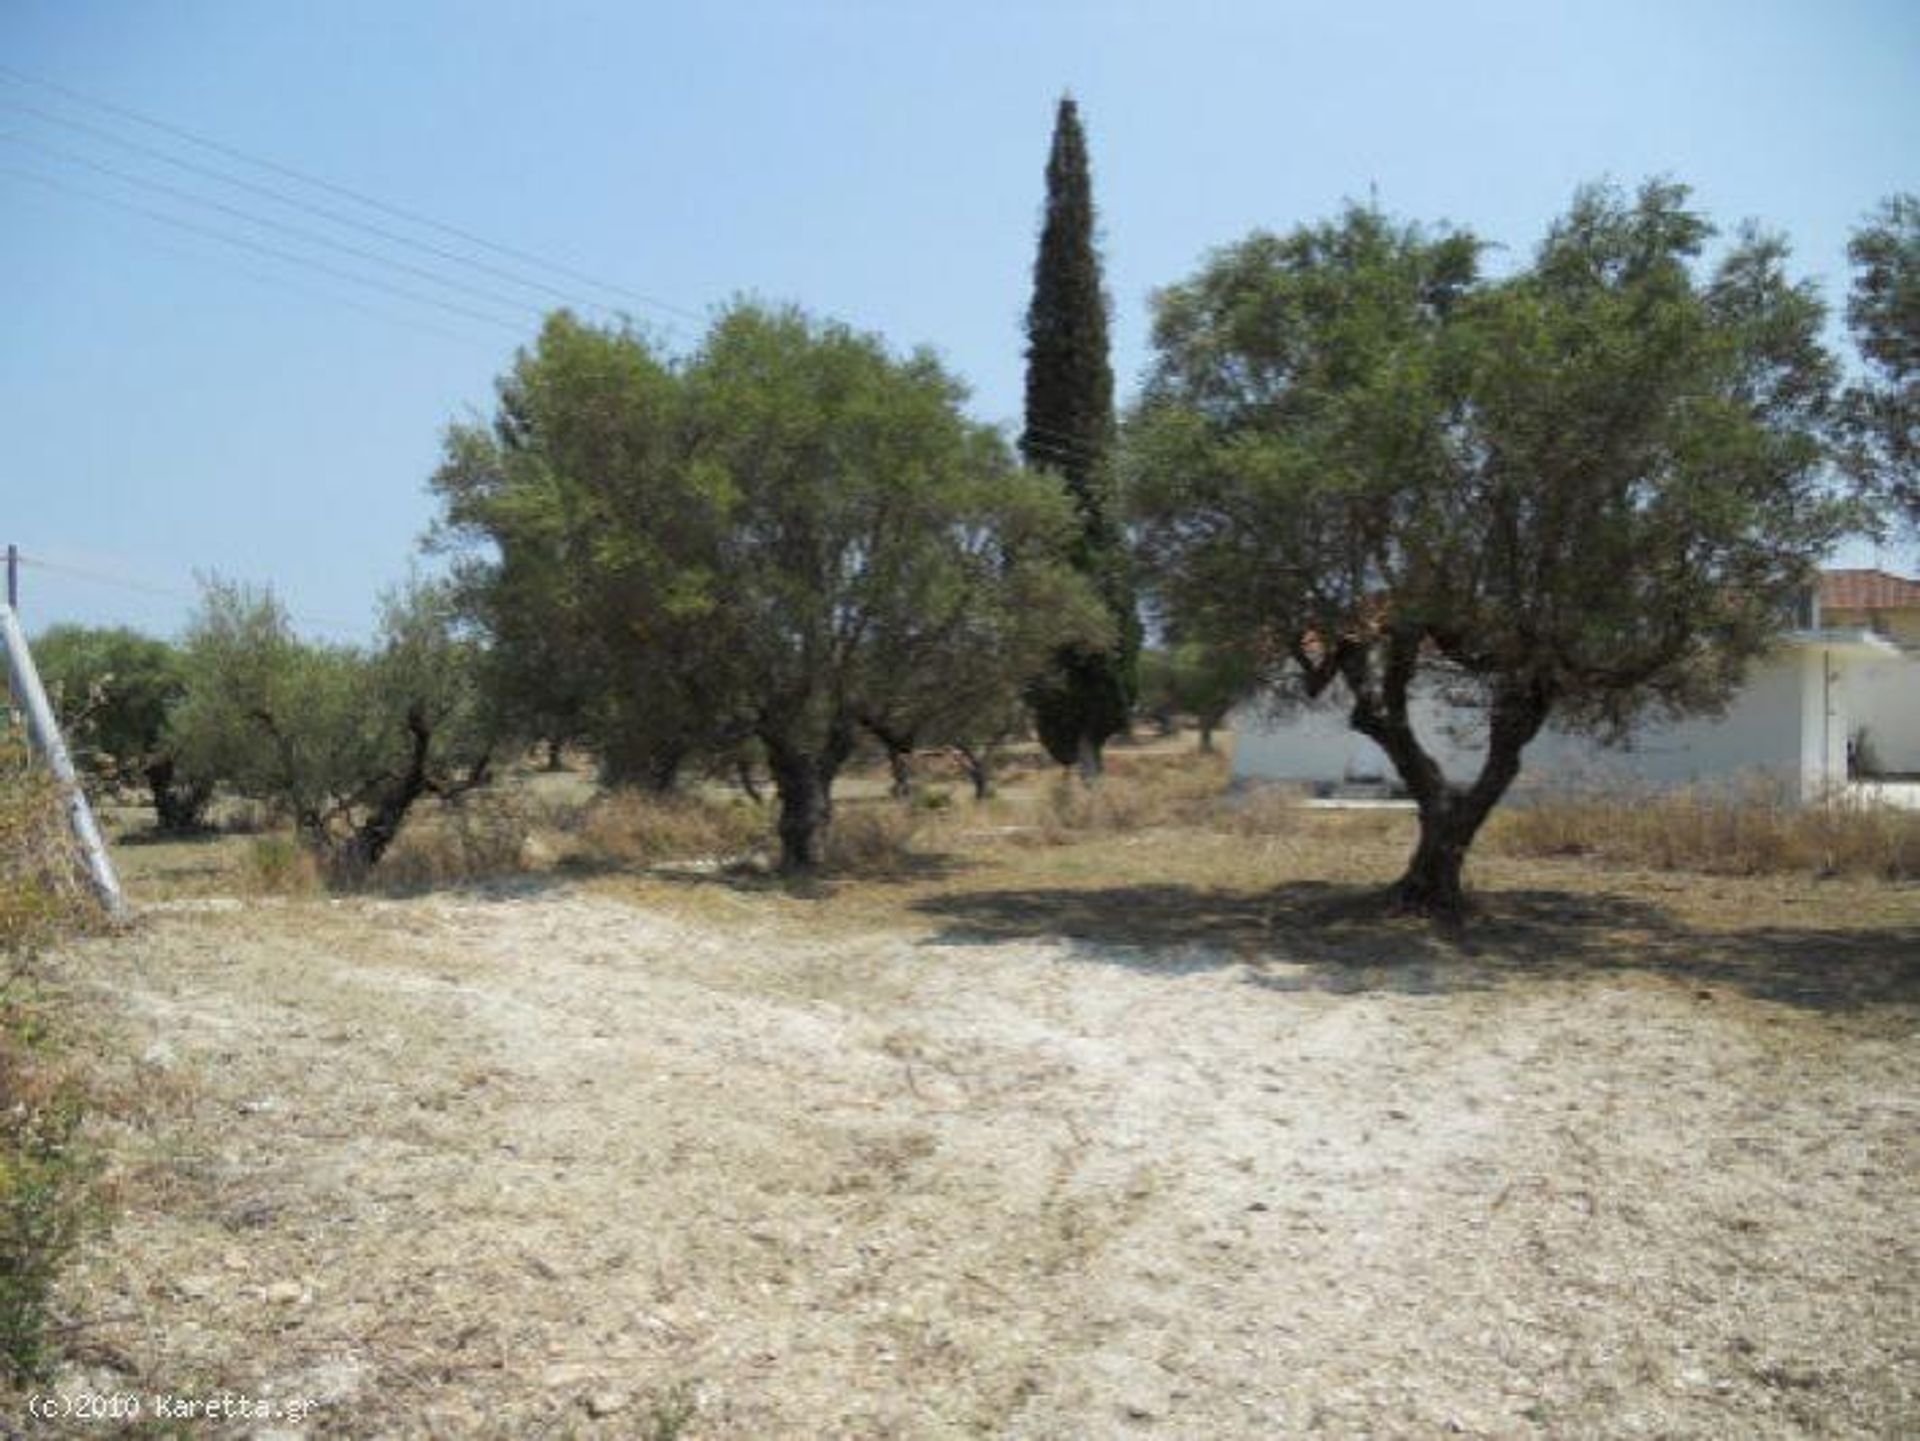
[32,625,211,831]
[1840,193,1919,535]
[1136,641,1259,752]
[1129,183,1848,917]
[170,579,492,881]
[435,304,1107,870]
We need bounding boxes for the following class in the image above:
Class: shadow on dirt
[910,880,1920,1015]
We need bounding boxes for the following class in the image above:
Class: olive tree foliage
[1136,641,1259,752]
[169,579,491,882]
[1129,183,1849,917]
[32,625,211,831]
[1840,193,1919,535]
[431,315,703,791]
[433,304,1108,871]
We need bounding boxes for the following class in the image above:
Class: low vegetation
[0,737,99,1388]
[1490,781,1920,880]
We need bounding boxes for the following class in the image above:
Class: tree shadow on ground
[909,880,1920,1015]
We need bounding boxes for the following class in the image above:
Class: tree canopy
[434,303,1108,870]
[32,624,210,832]
[1129,182,1849,916]
[1841,192,1919,535]
[169,578,491,881]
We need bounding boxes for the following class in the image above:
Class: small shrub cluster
[376,792,543,892]
[1027,751,1232,843]
[1215,781,1308,837]
[0,736,98,1386]
[0,1017,91,1384]
[240,834,323,897]
[0,738,91,953]
[576,791,770,868]
[824,804,924,875]
[1489,781,1920,880]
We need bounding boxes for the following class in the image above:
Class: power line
[0,64,705,326]
[3,164,532,334]
[0,95,647,329]
[16,553,365,634]
[23,187,508,352]
[1,131,559,328]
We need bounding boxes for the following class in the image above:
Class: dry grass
[574,788,771,870]
[0,736,95,952]
[376,791,549,892]
[823,802,925,875]
[237,834,324,896]
[59,787,1920,1436]
[0,736,103,1388]
[1490,780,1920,880]
[1023,749,1231,841]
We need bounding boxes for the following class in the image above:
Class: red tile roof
[1820,568,1920,612]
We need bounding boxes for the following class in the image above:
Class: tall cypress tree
[1021,94,1139,778]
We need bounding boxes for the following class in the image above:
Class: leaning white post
[1,603,128,918]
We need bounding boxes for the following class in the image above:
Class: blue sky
[3,0,1916,641]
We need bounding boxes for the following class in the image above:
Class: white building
[1231,570,1920,801]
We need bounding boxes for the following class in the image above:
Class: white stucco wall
[1850,652,1920,774]
[1231,646,1855,800]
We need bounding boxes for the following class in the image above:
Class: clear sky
[3,0,1916,641]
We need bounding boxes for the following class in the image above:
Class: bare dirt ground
[37,781,1920,1438]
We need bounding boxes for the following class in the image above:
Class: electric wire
[0,64,704,326]
[3,164,532,334]
[1,131,561,328]
[15,554,364,634]
[0,95,651,328]
[1,70,1099,460]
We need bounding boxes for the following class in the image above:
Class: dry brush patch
[1490,780,1920,880]
[0,738,114,1395]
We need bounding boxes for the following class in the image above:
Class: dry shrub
[0,737,99,1385]
[1030,750,1231,843]
[1216,781,1308,837]
[378,792,540,891]
[577,790,770,868]
[825,804,923,875]
[0,737,93,951]
[239,835,323,896]
[1490,779,1920,880]
[0,1019,92,1385]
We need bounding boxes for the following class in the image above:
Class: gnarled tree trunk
[764,723,856,873]
[955,743,995,800]
[1340,636,1549,920]
[144,754,211,833]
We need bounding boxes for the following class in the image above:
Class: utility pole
[1,560,128,918]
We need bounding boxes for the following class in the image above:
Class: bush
[0,737,98,1385]
[576,791,770,868]
[240,835,323,896]
[0,738,91,953]
[1029,751,1229,842]
[1489,780,1920,879]
[0,1016,91,1384]
[824,805,923,875]
[376,792,542,892]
